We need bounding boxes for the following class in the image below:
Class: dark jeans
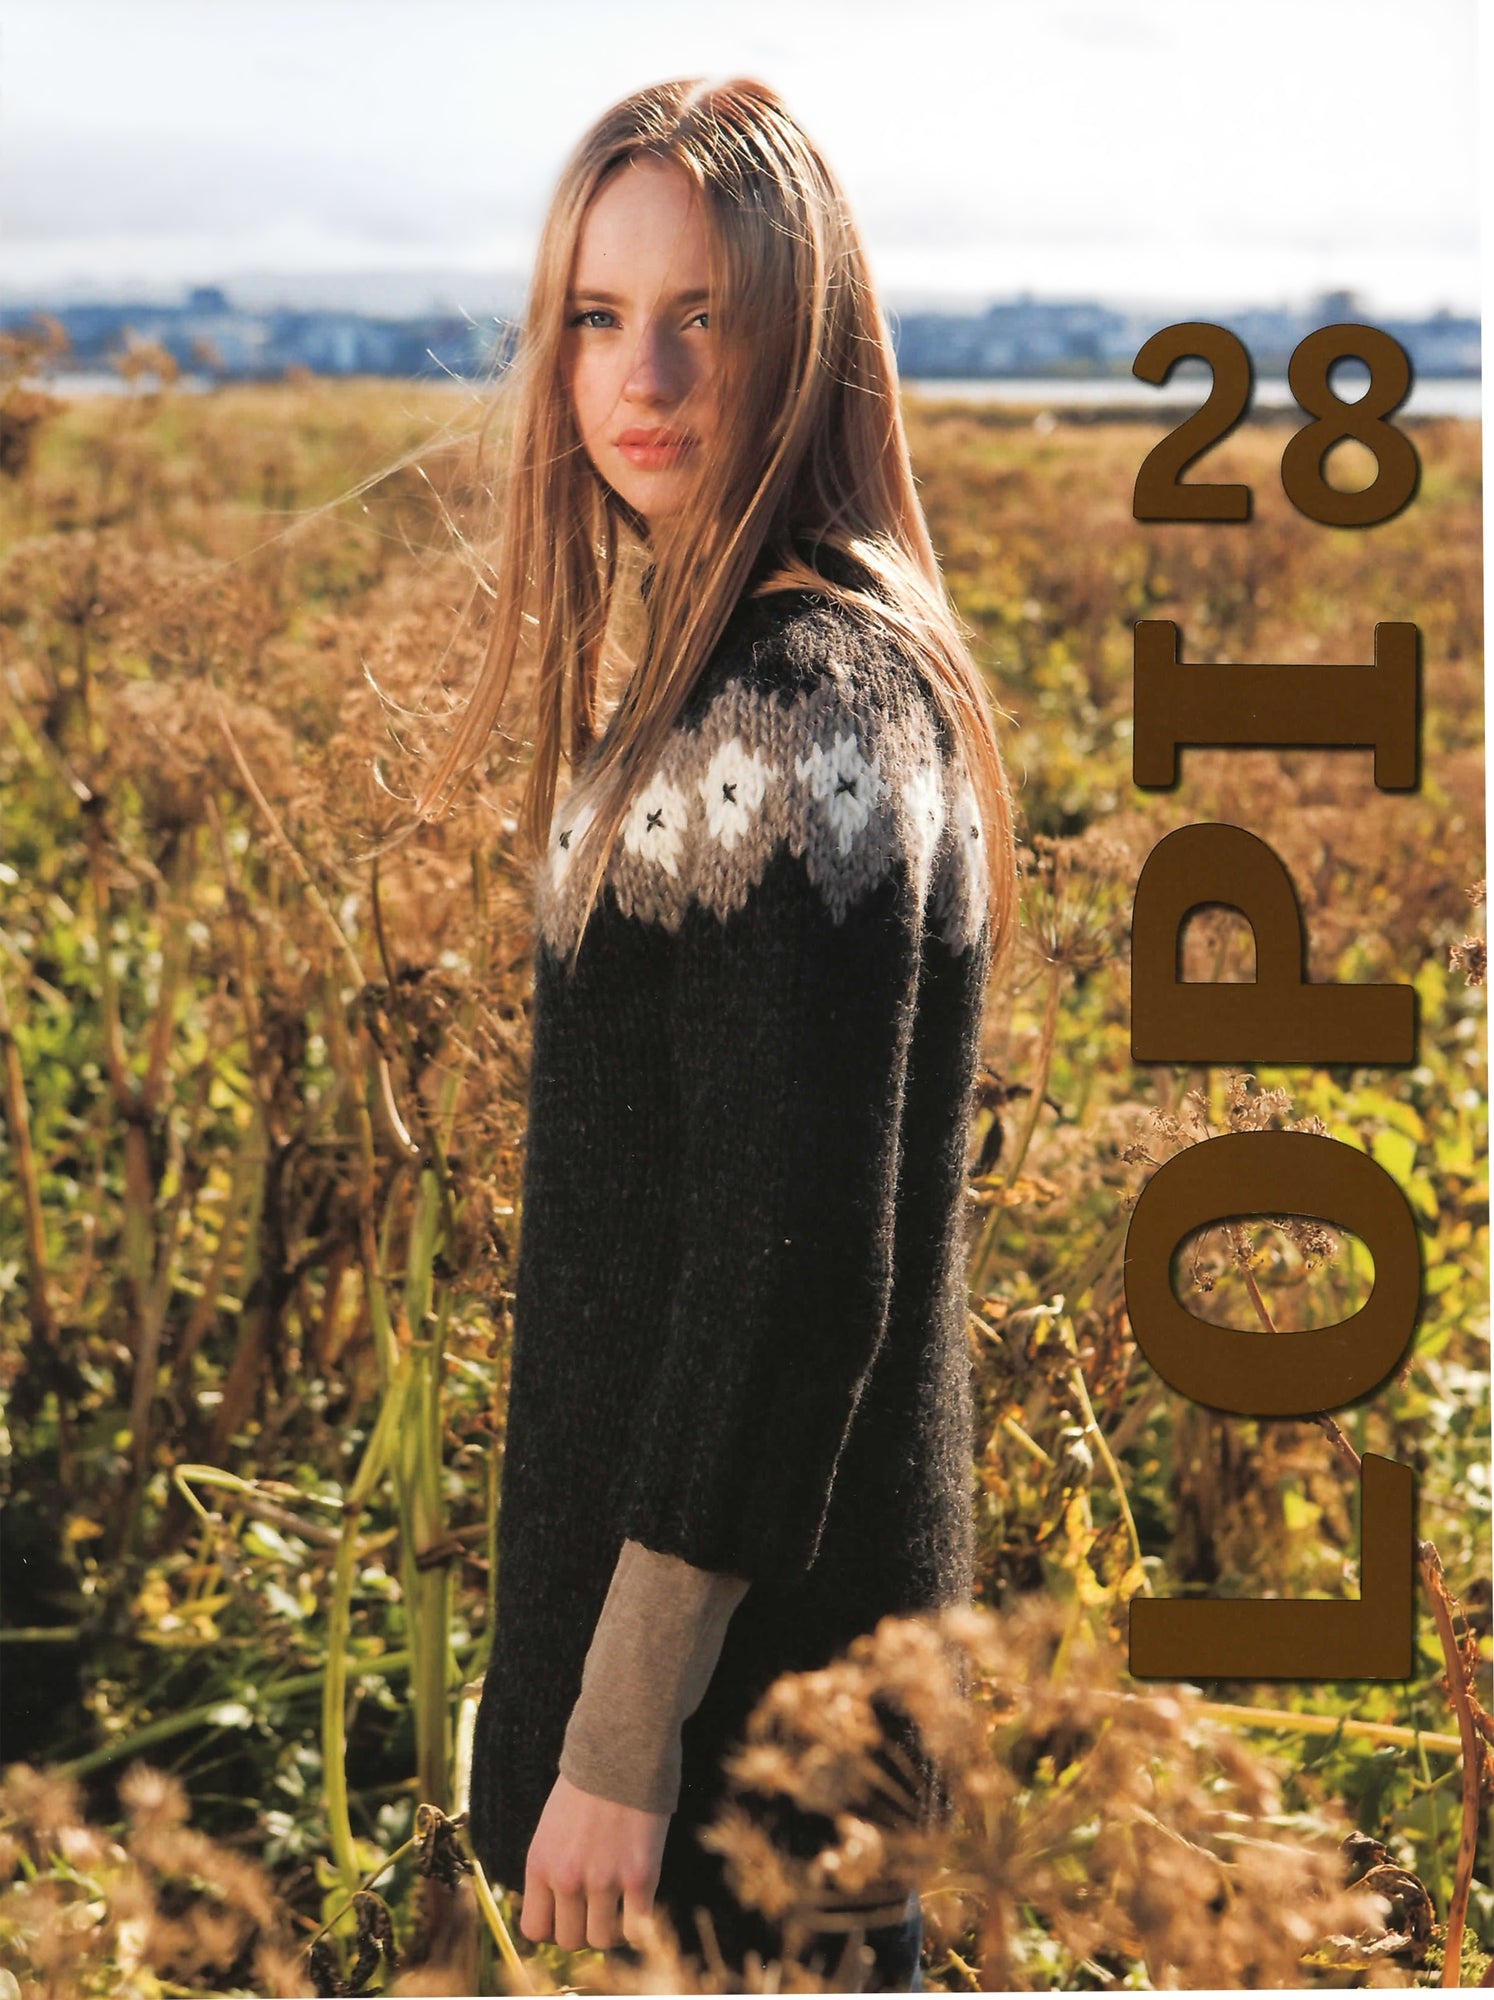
[800,1893,924,1992]
[649,1752,927,1989]
[647,1886,924,1992]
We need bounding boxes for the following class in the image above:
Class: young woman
[413,76,1019,1990]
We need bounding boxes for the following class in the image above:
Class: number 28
[1132,321,1421,528]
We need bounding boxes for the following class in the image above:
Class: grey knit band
[535,665,989,959]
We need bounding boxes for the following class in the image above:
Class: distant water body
[37,371,1481,420]
[903,375,1481,420]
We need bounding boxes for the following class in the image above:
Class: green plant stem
[1420,1537,1485,1987]
[370,846,490,1820]
[0,956,60,1353]
[1000,1415,1051,1466]
[304,1834,416,1957]
[205,1109,272,1455]
[408,1332,452,1811]
[1191,1700,1461,1757]
[173,1463,345,1548]
[322,1513,366,1894]
[463,1835,535,1995]
[1057,1311,1150,1595]
[326,964,400,1395]
[324,1350,413,1892]
[55,1636,478,1779]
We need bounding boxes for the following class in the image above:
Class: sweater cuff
[558,1538,750,1816]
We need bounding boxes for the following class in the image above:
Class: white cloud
[0,0,1478,311]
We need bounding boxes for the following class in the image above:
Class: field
[0,355,1488,1994]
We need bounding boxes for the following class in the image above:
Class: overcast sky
[0,0,1481,315]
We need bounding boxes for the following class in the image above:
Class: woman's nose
[623,321,683,405]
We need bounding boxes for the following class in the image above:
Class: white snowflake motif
[549,794,597,886]
[621,770,689,877]
[795,728,888,855]
[941,772,988,933]
[902,761,946,891]
[698,736,777,851]
[946,777,983,868]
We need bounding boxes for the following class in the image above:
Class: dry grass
[0,369,1485,1991]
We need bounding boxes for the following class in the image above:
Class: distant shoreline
[901,376,1481,421]
[31,368,1482,423]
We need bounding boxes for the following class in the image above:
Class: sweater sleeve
[558,1540,749,1815]
[614,627,979,1581]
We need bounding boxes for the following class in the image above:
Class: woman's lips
[615,429,698,470]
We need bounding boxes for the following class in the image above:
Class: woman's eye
[689,310,711,330]
[569,308,616,330]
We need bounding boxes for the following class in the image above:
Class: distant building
[892,294,1132,377]
[3,283,1478,387]
[888,283,1481,384]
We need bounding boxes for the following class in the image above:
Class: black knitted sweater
[467,564,993,1905]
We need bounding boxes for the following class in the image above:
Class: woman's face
[564,156,718,529]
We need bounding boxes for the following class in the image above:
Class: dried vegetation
[0,341,1487,1990]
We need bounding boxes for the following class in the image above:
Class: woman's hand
[520,1772,671,1952]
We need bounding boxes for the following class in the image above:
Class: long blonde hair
[409,75,1018,975]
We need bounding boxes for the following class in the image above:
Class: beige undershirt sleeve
[558,1538,751,1816]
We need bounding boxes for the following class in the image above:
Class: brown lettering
[1280,324,1421,528]
[1124,1129,1420,1413]
[1131,824,1416,1063]
[1133,620,1419,790]
[1129,1454,1414,1677]
[1132,322,1252,522]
